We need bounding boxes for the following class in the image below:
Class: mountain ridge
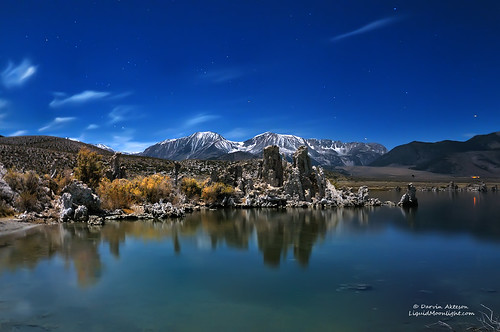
[370,131,500,176]
[140,131,387,166]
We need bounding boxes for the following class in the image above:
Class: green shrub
[74,148,103,188]
[201,182,234,204]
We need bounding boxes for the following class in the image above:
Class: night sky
[0,1,499,152]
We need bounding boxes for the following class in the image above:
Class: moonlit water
[0,191,499,331]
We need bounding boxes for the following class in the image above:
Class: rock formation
[0,164,16,211]
[261,145,284,187]
[398,183,418,208]
[58,181,102,223]
[283,146,317,202]
[293,146,312,177]
[106,153,126,180]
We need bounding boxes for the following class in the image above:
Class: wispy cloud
[109,105,137,124]
[185,113,220,127]
[38,117,76,132]
[110,132,155,154]
[1,59,37,88]
[10,130,28,136]
[331,17,401,42]
[50,90,110,108]
[0,99,7,109]
[86,124,99,130]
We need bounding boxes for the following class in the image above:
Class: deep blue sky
[0,1,498,152]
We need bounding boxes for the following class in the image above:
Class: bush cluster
[3,169,48,212]
[74,148,104,189]
[44,169,74,195]
[98,174,173,210]
[180,177,203,200]
[201,182,234,205]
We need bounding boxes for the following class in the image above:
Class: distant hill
[0,135,113,155]
[370,132,500,177]
[0,135,176,177]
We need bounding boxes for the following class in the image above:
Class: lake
[1,191,499,331]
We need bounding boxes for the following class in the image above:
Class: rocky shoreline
[0,144,496,229]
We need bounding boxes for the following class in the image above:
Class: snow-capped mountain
[141,131,244,160]
[94,143,115,152]
[140,131,387,166]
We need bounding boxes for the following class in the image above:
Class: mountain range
[139,131,388,166]
[370,131,500,176]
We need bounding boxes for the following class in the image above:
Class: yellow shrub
[98,178,134,210]
[180,177,202,200]
[98,174,173,209]
[201,182,234,204]
[55,169,74,194]
[133,174,172,203]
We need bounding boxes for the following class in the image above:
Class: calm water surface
[1,191,499,331]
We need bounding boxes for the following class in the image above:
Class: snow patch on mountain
[140,131,387,166]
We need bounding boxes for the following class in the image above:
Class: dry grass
[98,174,174,210]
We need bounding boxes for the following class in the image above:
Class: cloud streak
[331,17,401,42]
[1,59,37,88]
[38,117,76,132]
[185,114,220,127]
[110,131,156,153]
[11,130,28,136]
[108,105,137,124]
[50,90,111,108]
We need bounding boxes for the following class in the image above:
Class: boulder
[262,145,284,187]
[357,186,369,203]
[59,192,74,222]
[398,183,418,208]
[74,205,89,222]
[0,177,16,205]
[143,202,185,219]
[88,215,104,225]
[61,181,101,213]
